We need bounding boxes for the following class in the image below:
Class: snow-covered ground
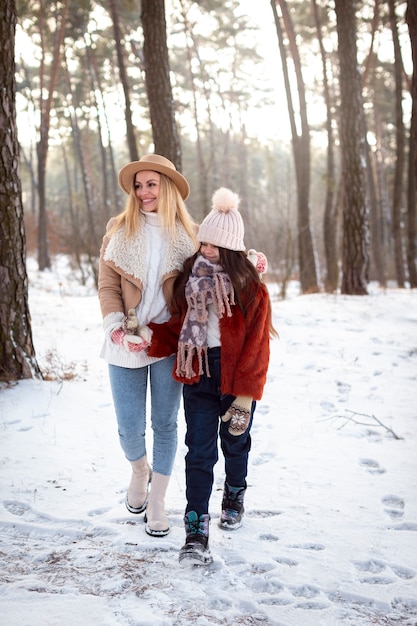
[1,256,416,626]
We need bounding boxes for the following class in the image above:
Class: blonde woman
[98,154,197,537]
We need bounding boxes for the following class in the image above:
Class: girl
[98,154,197,537]
[148,187,277,564]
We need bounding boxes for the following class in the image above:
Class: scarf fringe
[176,343,211,379]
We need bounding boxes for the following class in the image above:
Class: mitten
[110,327,151,353]
[248,249,268,275]
[221,395,253,436]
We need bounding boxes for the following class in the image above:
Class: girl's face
[200,242,220,263]
[134,170,160,212]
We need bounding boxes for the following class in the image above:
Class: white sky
[14,2,412,148]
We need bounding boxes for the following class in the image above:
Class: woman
[148,187,277,564]
[98,154,197,537]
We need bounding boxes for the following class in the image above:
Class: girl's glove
[111,327,152,353]
[221,395,253,436]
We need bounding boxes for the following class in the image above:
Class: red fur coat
[148,282,271,400]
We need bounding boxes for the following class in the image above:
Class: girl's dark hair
[172,247,278,337]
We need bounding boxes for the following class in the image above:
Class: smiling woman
[133,171,161,213]
[97,153,198,538]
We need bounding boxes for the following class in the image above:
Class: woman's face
[200,242,220,263]
[134,170,161,212]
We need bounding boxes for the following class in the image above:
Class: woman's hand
[110,327,152,352]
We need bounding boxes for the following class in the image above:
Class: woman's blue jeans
[108,355,181,476]
[182,347,254,516]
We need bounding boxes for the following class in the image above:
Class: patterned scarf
[176,254,235,379]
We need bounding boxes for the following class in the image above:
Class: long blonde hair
[108,173,197,245]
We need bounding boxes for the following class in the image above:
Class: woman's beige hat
[118,154,190,200]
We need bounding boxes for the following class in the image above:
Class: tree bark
[335,0,369,295]
[405,0,417,287]
[108,0,139,162]
[37,0,69,271]
[178,0,208,211]
[389,0,406,287]
[312,0,338,292]
[142,0,182,169]
[272,0,319,293]
[0,0,41,380]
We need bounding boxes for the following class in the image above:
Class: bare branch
[322,409,402,440]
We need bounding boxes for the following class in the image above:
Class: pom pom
[248,249,268,275]
[211,187,240,213]
[255,251,268,274]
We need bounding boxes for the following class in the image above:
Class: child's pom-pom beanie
[197,187,245,251]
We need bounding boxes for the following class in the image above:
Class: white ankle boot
[145,472,170,537]
[126,456,152,514]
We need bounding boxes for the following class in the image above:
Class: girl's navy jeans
[182,347,255,516]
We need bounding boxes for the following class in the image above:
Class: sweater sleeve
[98,222,125,320]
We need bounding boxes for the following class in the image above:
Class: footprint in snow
[247,510,283,519]
[320,400,336,412]
[389,521,417,531]
[289,584,320,599]
[289,542,325,551]
[382,494,405,519]
[259,532,279,542]
[252,452,276,466]
[353,559,385,573]
[87,507,112,517]
[273,555,298,567]
[389,563,416,579]
[3,500,31,516]
[353,558,416,584]
[359,458,386,475]
[3,500,51,523]
[294,600,329,610]
[336,381,351,400]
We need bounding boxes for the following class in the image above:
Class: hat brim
[118,157,190,200]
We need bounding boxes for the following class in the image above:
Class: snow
[1,255,417,626]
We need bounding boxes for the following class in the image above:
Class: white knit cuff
[103,311,125,339]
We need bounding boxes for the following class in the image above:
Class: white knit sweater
[100,211,177,369]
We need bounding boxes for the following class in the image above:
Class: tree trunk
[37,0,69,271]
[272,0,319,293]
[0,0,40,381]
[84,35,111,221]
[178,0,208,210]
[142,0,182,169]
[312,0,338,292]
[108,0,138,162]
[63,57,97,253]
[335,0,369,295]
[406,109,417,287]
[406,0,417,288]
[366,134,386,285]
[389,0,406,287]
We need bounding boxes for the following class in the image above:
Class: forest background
[13,0,417,288]
[0,0,416,380]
